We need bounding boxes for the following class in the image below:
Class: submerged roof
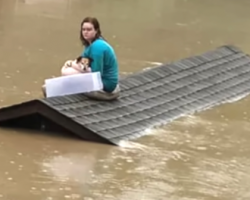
[0,45,249,145]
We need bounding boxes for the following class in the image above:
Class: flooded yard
[0,0,250,199]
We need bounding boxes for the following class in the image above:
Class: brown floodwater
[1,0,250,199]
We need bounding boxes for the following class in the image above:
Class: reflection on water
[1,0,250,199]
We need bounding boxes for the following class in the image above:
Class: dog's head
[76,56,92,71]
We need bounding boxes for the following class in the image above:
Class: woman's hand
[85,67,92,73]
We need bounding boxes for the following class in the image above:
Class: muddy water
[1,0,250,199]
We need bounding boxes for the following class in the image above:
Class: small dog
[61,56,92,76]
[76,56,92,72]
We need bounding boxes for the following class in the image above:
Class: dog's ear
[76,56,82,63]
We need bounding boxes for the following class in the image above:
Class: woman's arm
[81,42,105,74]
[90,52,104,74]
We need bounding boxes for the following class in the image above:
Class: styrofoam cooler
[45,72,103,97]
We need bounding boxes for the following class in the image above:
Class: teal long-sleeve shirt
[81,38,119,93]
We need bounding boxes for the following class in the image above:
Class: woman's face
[82,22,97,42]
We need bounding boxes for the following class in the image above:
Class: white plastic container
[45,72,103,97]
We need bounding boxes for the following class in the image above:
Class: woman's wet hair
[80,17,103,46]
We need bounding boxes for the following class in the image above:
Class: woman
[43,17,120,100]
[78,17,120,100]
